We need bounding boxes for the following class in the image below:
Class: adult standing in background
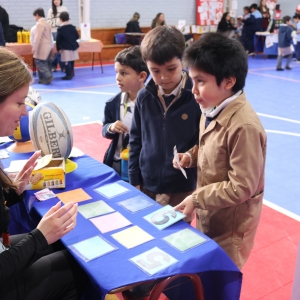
[151,13,166,29]
[125,12,142,45]
[0,5,9,41]
[47,0,68,72]
[217,12,236,38]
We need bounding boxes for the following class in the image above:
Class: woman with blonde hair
[151,12,166,29]
[0,47,86,299]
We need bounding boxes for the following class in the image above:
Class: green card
[78,200,115,219]
[163,228,208,252]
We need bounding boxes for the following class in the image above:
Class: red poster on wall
[196,0,224,26]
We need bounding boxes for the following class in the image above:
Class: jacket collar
[216,91,247,128]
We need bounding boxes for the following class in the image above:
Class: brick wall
[3,0,297,31]
[3,0,195,30]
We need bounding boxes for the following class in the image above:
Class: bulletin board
[196,0,224,26]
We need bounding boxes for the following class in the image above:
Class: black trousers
[0,234,86,300]
[65,61,75,77]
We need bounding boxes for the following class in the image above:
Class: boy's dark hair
[244,6,251,13]
[141,26,185,64]
[293,14,300,19]
[33,8,45,18]
[250,4,258,10]
[115,46,150,80]
[183,32,248,93]
[60,11,69,22]
[282,16,291,23]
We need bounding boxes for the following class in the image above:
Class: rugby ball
[29,102,73,159]
[9,102,35,142]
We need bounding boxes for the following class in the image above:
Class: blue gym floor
[32,57,300,218]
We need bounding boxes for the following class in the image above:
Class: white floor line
[72,120,103,126]
[248,71,300,83]
[257,113,300,124]
[265,130,300,137]
[263,199,300,222]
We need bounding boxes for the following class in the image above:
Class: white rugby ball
[29,102,73,159]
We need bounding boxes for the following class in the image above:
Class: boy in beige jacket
[32,8,53,84]
[174,32,267,269]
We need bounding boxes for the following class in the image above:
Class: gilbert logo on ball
[29,102,73,159]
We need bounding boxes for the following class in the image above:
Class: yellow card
[56,188,92,204]
[111,225,154,249]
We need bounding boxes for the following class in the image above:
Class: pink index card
[90,211,132,233]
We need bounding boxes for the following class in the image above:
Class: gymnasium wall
[2,0,298,30]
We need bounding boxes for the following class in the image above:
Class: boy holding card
[102,46,149,176]
[129,26,201,207]
[174,33,267,269]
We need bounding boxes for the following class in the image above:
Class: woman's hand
[37,201,78,245]
[174,195,195,220]
[172,153,191,169]
[110,121,128,134]
[15,151,41,195]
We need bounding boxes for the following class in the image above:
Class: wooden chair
[120,273,205,300]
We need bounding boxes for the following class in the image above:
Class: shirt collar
[158,74,183,97]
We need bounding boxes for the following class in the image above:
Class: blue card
[129,246,178,276]
[68,235,118,262]
[94,183,129,198]
[143,205,185,230]
[118,195,156,213]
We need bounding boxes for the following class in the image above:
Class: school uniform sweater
[129,74,201,194]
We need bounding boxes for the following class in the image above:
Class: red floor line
[257,281,293,300]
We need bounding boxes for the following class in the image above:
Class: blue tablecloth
[1,143,242,300]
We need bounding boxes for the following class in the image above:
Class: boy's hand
[174,195,195,219]
[172,153,191,169]
[110,121,128,134]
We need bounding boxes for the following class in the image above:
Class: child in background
[293,14,300,62]
[174,33,267,269]
[56,12,79,80]
[102,46,149,176]
[32,8,53,85]
[129,26,201,208]
[276,16,294,71]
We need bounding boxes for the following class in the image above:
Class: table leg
[92,52,94,71]
[99,52,103,73]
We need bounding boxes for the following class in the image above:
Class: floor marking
[257,113,300,124]
[72,120,103,126]
[248,71,300,83]
[265,130,300,137]
[263,199,300,222]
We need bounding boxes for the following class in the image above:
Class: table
[125,33,146,45]
[0,143,242,300]
[6,38,104,73]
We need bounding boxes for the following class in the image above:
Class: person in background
[0,5,9,41]
[217,12,236,38]
[56,12,79,80]
[102,46,149,176]
[32,8,53,85]
[0,46,86,300]
[129,26,201,210]
[276,16,294,71]
[250,3,263,32]
[293,14,300,62]
[125,12,142,45]
[0,23,5,46]
[151,13,166,29]
[259,0,270,31]
[47,0,67,72]
[174,32,267,270]
[242,6,255,55]
[236,15,244,40]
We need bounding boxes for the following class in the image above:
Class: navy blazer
[56,24,79,51]
[102,93,122,167]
